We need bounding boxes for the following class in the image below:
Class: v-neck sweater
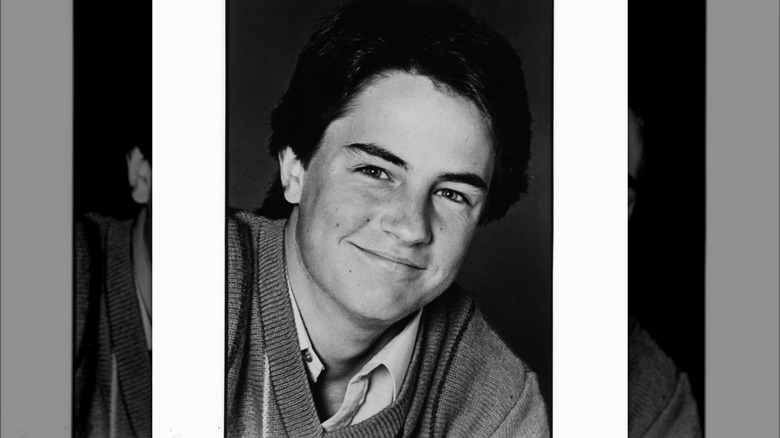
[74,213,152,437]
[227,211,549,437]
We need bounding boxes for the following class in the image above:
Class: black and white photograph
[72,1,152,436]
[226,0,552,436]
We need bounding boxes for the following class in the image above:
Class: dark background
[629,0,706,423]
[74,0,151,218]
[228,0,553,418]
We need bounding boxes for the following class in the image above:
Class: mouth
[350,243,426,271]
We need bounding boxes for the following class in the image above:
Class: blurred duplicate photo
[628,0,705,436]
[227,0,552,436]
[72,1,151,436]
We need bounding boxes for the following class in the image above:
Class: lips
[350,243,426,271]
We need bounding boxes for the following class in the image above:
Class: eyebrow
[345,142,489,191]
[345,143,408,169]
[436,172,489,192]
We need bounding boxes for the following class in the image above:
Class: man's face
[285,72,494,325]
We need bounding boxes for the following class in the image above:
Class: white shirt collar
[132,212,152,350]
[364,308,421,396]
[288,284,326,381]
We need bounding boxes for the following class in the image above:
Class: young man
[227,1,549,436]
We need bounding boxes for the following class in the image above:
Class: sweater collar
[104,218,152,437]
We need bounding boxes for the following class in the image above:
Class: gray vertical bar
[0,0,73,436]
[707,0,779,436]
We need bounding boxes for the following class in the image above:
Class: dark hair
[127,119,152,165]
[259,0,531,223]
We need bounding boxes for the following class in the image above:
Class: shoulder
[228,208,267,229]
[227,209,287,277]
[75,213,133,261]
[428,286,549,436]
[75,212,125,246]
[227,209,286,254]
[74,212,132,292]
[78,211,131,231]
[434,285,531,386]
[226,210,287,357]
[228,208,284,230]
[227,210,282,289]
[628,317,702,437]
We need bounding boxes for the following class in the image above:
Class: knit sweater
[74,213,152,438]
[628,317,702,437]
[227,211,549,437]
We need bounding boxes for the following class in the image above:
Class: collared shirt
[287,284,421,431]
[132,212,152,351]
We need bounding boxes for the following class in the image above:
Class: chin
[344,287,421,324]
[368,284,443,321]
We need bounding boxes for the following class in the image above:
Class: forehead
[319,72,494,178]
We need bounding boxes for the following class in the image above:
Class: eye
[356,165,391,181]
[436,188,470,205]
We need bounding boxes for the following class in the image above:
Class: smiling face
[282,72,494,326]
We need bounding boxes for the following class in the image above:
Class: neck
[284,210,403,382]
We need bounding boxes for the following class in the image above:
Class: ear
[278,147,305,204]
[127,146,151,205]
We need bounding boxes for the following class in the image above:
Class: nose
[380,194,432,246]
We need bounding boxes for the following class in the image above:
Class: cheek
[300,176,381,232]
[431,202,479,239]
[430,216,478,274]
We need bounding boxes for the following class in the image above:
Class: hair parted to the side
[258,0,532,224]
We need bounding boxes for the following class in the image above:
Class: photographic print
[226,0,552,436]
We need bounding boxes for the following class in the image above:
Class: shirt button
[303,349,313,362]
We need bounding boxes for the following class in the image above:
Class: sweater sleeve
[629,317,702,438]
[436,305,550,437]
[640,372,702,438]
[491,370,550,438]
